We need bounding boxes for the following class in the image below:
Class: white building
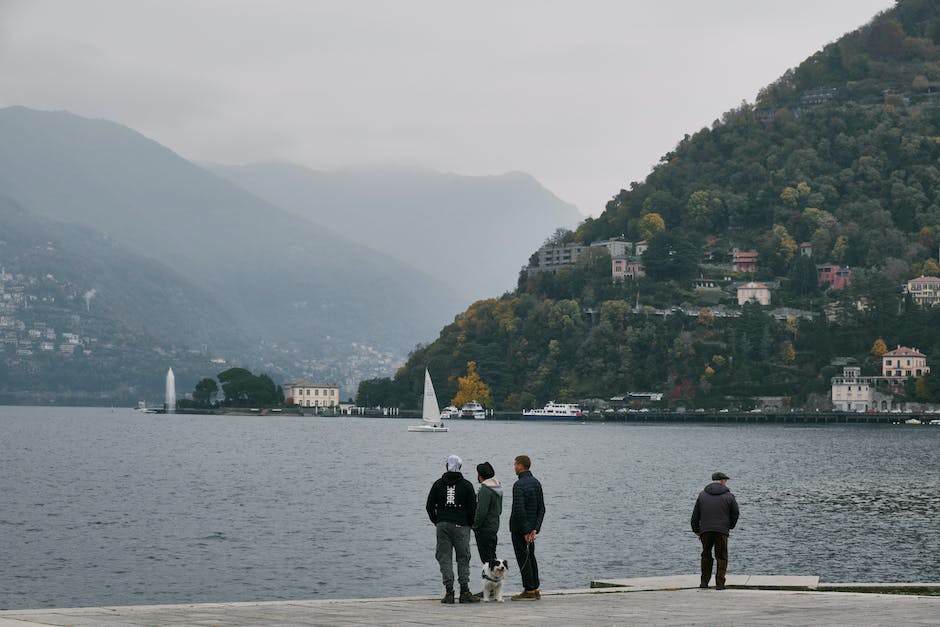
[905,276,940,307]
[831,367,877,412]
[284,381,340,408]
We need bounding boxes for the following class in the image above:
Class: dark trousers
[511,531,540,591]
[699,532,729,587]
[475,529,498,564]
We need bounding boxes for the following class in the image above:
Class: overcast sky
[0,0,894,216]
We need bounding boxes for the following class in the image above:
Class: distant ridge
[0,106,465,394]
[209,161,582,301]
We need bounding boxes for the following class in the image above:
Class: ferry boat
[522,401,583,420]
[461,401,486,420]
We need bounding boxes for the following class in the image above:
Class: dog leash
[520,540,533,575]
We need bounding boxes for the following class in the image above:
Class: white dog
[481,559,509,602]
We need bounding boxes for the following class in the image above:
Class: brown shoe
[511,590,540,601]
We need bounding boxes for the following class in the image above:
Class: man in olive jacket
[426,454,479,603]
[691,471,740,590]
[509,454,545,601]
[472,461,503,564]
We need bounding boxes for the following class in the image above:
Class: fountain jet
[165,367,176,414]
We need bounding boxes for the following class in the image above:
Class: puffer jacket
[509,470,545,534]
[691,482,739,535]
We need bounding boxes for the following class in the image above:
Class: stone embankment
[2,575,939,626]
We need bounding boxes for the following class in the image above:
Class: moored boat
[461,401,486,420]
[522,401,582,420]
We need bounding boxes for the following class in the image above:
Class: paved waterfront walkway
[2,576,939,626]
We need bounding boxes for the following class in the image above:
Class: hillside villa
[737,281,771,306]
[905,275,940,307]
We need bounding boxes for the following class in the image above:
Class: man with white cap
[426,454,479,603]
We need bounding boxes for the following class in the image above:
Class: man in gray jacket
[472,461,502,564]
[691,471,740,590]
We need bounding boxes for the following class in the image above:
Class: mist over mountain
[208,162,582,300]
[0,195,250,402]
[0,107,466,395]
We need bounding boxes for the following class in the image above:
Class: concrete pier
[2,576,939,626]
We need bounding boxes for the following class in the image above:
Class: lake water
[2,406,940,610]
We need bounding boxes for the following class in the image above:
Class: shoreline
[2,575,939,626]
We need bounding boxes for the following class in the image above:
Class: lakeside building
[882,346,929,378]
[831,346,930,411]
[284,381,340,408]
[905,275,940,307]
[831,367,882,412]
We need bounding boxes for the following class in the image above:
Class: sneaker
[511,590,540,601]
[459,590,480,603]
[699,584,709,589]
[441,590,454,604]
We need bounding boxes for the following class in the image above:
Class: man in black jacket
[691,471,740,590]
[509,454,545,601]
[426,454,479,604]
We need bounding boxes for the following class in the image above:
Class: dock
[2,575,939,626]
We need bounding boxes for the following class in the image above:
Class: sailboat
[408,369,449,433]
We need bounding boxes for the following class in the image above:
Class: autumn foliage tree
[452,361,493,408]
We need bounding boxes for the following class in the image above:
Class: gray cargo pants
[435,521,471,589]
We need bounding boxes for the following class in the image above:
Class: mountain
[357,0,940,410]
[0,195,248,403]
[0,107,465,395]
[207,162,582,301]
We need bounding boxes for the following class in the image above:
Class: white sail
[422,368,441,423]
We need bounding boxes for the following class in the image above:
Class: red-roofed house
[737,282,771,306]
[882,347,929,378]
[732,249,758,273]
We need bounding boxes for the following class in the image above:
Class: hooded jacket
[426,471,477,526]
[691,482,740,535]
[509,470,545,534]
[472,477,503,534]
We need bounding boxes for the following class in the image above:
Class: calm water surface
[2,406,939,609]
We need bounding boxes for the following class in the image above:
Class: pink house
[882,346,929,378]
[612,257,645,281]
[737,282,771,306]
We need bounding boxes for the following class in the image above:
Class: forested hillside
[358,0,940,410]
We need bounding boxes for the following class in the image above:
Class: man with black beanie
[472,461,503,564]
